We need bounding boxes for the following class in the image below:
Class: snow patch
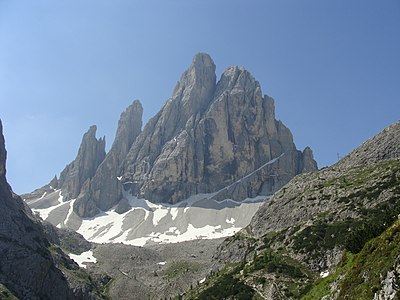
[69,250,97,269]
[320,271,330,278]
[32,190,64,220]
[63,199,76,227]
[226,217,235,224]
[153,207,169,226]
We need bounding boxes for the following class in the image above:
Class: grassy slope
[303,219,400,299]
[181,159,400,299]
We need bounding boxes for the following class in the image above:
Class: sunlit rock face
[27,53,317,219]
[120,53,317,206]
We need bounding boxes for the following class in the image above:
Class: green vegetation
[0,284,19,300]
[293,160,400,255]
[195,273,255,300]
[249,248,306,279]
[183,160,400,300]
[48,244,110,299]
[182,262,258,300]
[302,220,400,300]
[165,261,202,279]
[338,220,400,299]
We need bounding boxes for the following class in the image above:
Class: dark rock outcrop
[42,221,92,255]
[59,125,106,201]
[121,54,317,204]
[0,120,103,299]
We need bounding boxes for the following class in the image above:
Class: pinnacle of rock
[58,125,106,201]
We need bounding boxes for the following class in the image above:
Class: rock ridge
[74,100,143,217]
[59,125,106,201]
[119,53,317,205]
[0,119,103,299]
[28,53,317,217]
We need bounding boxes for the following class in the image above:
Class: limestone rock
[301,146,318,172]
[21,174,58,202]
[28,53,317,217]
[59,125,106,201]
[336,121,400,170]
[114,197,131,214]
[74,100,143,217]
[121,54,317,204]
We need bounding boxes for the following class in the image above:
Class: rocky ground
[84,238,224,300]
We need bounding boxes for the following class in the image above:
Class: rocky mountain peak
[192,52,215,70]
[113,100,143,156]
[28,54,317,217]
[336,121,400,170]
[73,101,143,217]
[301,146,318,172]
[58,125,106,201]
[119,54,317,205]
[172,53,216,119]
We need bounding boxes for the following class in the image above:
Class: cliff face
[74,100,143,217]
[120,54,317,205]
[0,120,103,300]
[59,125,106,201]
[28,53,317,218]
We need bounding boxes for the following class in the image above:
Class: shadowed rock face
[74,100,143,217]
[0,120,72,299]
[120,54,317,204]
[59,125,106,201]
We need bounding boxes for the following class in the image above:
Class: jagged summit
[58,125,106,201]
[27,53,317,220]
[192,52,215,70]
[119,53,317,205]
[73,100,143,217]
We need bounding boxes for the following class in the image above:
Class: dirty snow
[69,250,97,269]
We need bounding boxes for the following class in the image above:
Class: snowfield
[69,250,97,268]
[27,190,267,246]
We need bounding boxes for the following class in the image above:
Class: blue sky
[1,0,399,194]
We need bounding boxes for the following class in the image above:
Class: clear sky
[1,0,399,194]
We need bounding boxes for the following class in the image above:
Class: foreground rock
[182,121,400,300]
[0,120,105,300]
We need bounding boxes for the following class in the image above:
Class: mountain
[59,125,106,202]
[120,53,316,206]
[73,100,143,217]
[183,122,400,300]
[26,53,317,235]
[0,120,106,300]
